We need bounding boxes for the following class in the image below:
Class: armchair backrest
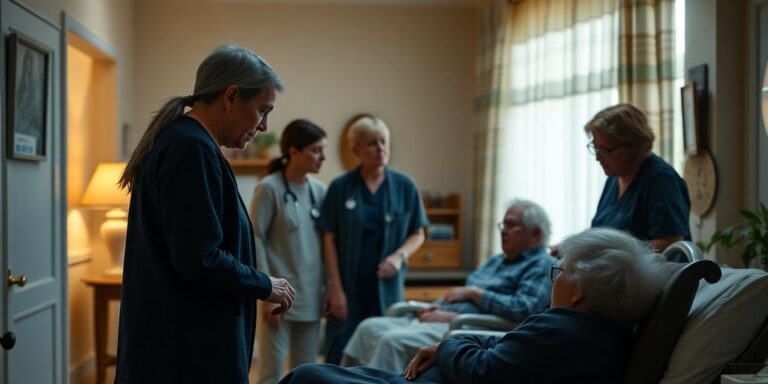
[622,259,722,384]
[660,267,768,383]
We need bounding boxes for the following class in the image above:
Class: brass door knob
[8,269,27,288]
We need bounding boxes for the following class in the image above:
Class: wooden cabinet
[410,242,461,269]
[410,193,463,270]
[405,194,465,301]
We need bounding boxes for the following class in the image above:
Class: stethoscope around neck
[281,170,320,220]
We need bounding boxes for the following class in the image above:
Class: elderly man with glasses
[338,199,554,372]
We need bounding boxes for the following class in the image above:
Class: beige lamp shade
[81,162,130,207]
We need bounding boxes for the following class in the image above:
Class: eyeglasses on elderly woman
[586,142,623,156]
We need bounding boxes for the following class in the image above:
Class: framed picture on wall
[6,32,49,161]
[681,82,700,156]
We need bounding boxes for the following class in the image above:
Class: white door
[1,1,66,383]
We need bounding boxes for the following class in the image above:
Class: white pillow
[660,268,768,384]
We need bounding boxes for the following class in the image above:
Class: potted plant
[698,203,768,268]
[248,131,278,159]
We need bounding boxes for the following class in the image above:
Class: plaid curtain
[473,0,512,264]
[618,0,678,161]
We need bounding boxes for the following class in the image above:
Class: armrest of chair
[385,300,433,317]
[444,329,507,339]
[661,241,703,262]
[448,313,518,332]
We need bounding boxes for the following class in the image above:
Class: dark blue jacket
[434,307,631,383]
[115,116,272,383]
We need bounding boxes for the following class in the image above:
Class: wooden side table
[82,275,122,384]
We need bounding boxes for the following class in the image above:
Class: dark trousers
[324,290,382,364]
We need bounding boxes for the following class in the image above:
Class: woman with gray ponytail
[115,45,295,384]
[250,119,328,383]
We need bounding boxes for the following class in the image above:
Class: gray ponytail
[119,45,283,192]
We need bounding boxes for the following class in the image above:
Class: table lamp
[81,162,130,276]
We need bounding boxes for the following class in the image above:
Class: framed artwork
[681,82,700,156]
[6,32,49,161]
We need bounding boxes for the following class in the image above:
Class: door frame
[62,12,121,382]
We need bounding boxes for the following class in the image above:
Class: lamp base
[101,208,127,276]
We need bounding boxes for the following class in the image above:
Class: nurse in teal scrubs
[585,103,691,252]
[319,115,429,364]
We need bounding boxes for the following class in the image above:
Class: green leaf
[740,227,754,240]
[739,209,762,226]
[743,244,757,268]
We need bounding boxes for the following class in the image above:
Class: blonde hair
[583,103,655,156]
[347,115,390,149]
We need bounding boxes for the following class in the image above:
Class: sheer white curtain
[494,1,619,250]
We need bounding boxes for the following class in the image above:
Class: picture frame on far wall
[681,82,700,156]
[6,32,49,161]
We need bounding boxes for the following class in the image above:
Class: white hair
[347,115,390,148]
[506,199,552,246]
[559,228,663,327]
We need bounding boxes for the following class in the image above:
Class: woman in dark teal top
[319,115,429,364]
[115,45,295,383]
[585,103,691,252]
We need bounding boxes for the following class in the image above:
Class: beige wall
[134,1,477,258]
[21,0,135,154]
[686,0,751,267]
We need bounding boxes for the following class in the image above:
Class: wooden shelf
[425,208,460,216]
[410,193,463,271]
[226,158,270,176]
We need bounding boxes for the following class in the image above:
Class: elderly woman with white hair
[279,227,663,383]
[318,115,429,364]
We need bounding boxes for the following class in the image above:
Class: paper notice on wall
[14,133,36,155]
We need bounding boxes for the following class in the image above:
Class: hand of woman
[324,287,348,321]
[377,254,403,279]
[265,276,295,316]
[404,342,440,380]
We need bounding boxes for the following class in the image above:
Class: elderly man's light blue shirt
[440,247,553,322]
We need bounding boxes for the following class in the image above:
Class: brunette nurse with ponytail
[250,119,328,383]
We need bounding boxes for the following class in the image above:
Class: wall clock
[683,148,718,216]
